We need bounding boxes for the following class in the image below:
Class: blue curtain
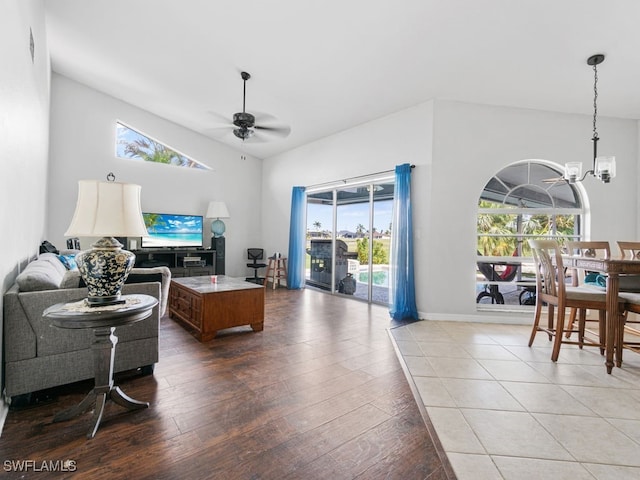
[389,163,419,320]
[287,186,306,289]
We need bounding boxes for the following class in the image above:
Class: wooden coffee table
[169,276,265,341]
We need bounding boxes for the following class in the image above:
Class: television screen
[141,213,203,248]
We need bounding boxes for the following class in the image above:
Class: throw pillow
[57,254,77,270]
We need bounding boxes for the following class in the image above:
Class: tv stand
[132,249,215,278]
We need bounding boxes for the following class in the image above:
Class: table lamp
[206,201,230,238]
[64,177,149,306]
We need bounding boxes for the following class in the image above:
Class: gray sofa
[3,252,171,403]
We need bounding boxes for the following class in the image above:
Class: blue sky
[307,200,393,233]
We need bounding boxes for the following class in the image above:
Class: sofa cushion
[16,254,67,292]
[60,269,82,289]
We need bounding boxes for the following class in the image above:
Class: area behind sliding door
[306,178,394,304]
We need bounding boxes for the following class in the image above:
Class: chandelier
[564,54,616,184]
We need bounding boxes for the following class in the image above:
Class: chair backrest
[528,239,565,299]
[617,241,640,260]
[247,248,264,261]
[566,241,610,260]
[566,241,610,287]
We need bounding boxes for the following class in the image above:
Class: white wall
[262,99,638,322]
[429,100,637,321]
[262,100,434,291]
[48,74,263,277]
[0,0,50,418]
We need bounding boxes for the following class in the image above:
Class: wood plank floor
[0,288,454,479]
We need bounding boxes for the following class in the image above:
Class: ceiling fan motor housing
[233,112,255,128]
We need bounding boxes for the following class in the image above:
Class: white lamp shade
[206,201,230,219]
[65,180,149,237]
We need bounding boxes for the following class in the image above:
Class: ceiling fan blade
[254,124,291,138]
[202,125,235,138]
[205,110,233,124]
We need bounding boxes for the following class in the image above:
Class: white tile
[446,453,502,480]
[441,378,525,411]
[403,355,437,377]
[462,409,573,460]
[389,325,413,341]
[561,385,640,420]
[463,344,520,360]
[527,362,607,387]
[417,341,471,359]
[425,406,485,454]
[393,339,423,356]
[493,456,595,480]
[412,376,456,407]
[607,417,640,444]
[427,357,494,380]
[478,359,550,383]
[582,463,640,480]
[534,413,640,466]
[392,320,640,476]
[501,382,594,416]
[504,345,554,363]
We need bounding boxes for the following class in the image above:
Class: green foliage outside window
[356,237,388,265]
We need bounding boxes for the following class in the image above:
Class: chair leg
[577,308,586,349]
[565,307,578,338]
[598,310,606,355]
[551,306,565,362]
[528,298,543,347]
[547,304,555,342]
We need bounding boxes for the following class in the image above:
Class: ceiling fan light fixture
[233,127,254,140]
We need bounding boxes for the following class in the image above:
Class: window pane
[476,161,584,309]
[116,122,209,170]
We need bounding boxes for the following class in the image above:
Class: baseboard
[418,310,533,325]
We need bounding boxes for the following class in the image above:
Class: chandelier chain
[592,64,599,139]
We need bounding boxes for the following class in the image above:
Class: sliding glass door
[306,179,394,304]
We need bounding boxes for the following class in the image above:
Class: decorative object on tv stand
[206,201,230,238]
[64,173,149,306]
[564,53,616,184]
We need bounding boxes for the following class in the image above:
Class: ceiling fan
[207,71,291,142]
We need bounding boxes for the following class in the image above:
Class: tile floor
[390,319,640,480]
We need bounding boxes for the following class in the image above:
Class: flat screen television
[141,213,203,248]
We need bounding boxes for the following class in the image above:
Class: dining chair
[564,241,611,349]
[528,239,623,361]
[615,241,640,356]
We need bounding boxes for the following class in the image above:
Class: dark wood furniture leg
[53,326,148,439]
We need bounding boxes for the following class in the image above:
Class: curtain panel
[287,186,306,289]
[389,163,419,320]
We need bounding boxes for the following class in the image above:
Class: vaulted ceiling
[44,0,640,159]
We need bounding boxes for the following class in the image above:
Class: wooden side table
[43,294,158,438]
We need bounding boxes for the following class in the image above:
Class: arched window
[476,160,586,309]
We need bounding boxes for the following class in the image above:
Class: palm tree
[313,220,322,232]
[122,138,203,169]
[356,223,365,237]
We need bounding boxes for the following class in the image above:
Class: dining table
[565,254,640,373]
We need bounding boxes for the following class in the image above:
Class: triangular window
[116,122,210,170]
